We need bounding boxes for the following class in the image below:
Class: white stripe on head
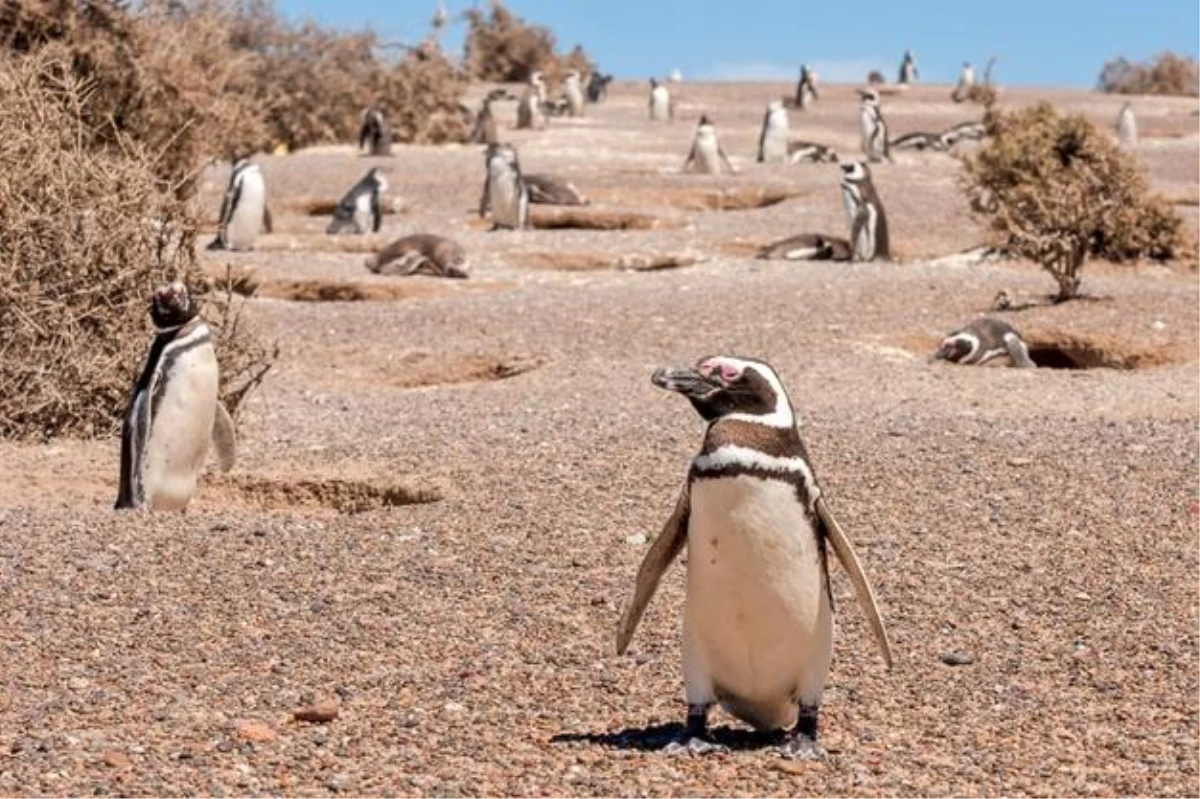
[703,357,795,428]
[949,332,981,362]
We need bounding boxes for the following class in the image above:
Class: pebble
[940,650,976,666]
[101,751,132,769]
[234,720,276,744]
[292,699,339,724]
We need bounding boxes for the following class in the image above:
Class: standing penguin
[840,161,890,262]
[794,64,819,109]
[564,69,586,117]
[1116,103,1138,147]
[479,143,530,230]
[858,89,891,163]
[898,50,919,84]
[468,90,505,145]
[757,100,790,163]
[617,356,893,757]
[649,77,674,122]
[586,72,613,103]
[952,62,976,102]
[682,115,736,175]
[116,282,236,512]
[358,107,392,156]
[327,167,388,235]
[207,157,270,252]
[517,71,548,130]
[933,318,1037,368]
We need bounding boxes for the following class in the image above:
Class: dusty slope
[0,80,1197,797]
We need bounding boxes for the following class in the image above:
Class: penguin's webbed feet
[663,703,727,756]
[778,733,826,760]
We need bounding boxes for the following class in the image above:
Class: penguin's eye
[700,361,742,383]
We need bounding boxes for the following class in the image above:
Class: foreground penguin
[757,100,790,163]
[479,143,530,230]
[365,234,468,279]
[933,318,1036,368]
[617,356,893,757]
[359,107,392,156]
[858,89,891,163]
[794,63,818,109]
[648,77,674,122]
[327,167,388,235]
[207,157,270,251]
[116,282,236,511]
[682,115,735,175]
[1116,103,1137,147]
[898,50,918,84]
[841,161,890,261]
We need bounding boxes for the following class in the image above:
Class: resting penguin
[757,100,790,163]
[617,356,893,757]
[207,157,271,252]
[682,115,736,175]
[479,143,530,230]
[649,77,674,122]
[522,173,588,206]
[939,120,987,148]
[758,232,853,262]
[359,107,392,156]
[116,282,236,512]
[892,131,947,152]
[1116,103,1137,147]
[787,140,839,164]
[898,49,919,84]
[794,63,819,110]
[327,167,388,235]
[365,234,468,279]
[933,318,1037,368]
[841,161,890,262]
[517,71,548,130]
[858,89,891,163]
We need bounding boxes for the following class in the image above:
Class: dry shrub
[463,0,593,85]
[0,53,271,439]
[1098,52,1199,97]
[961,102,1186,301]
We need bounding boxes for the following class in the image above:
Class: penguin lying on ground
[116,282,235,511]
[327,167,388,235]
[787,140,839,163]
[617,356,893,758]
[365,234,468,279]
[758,232,853,261]
[522,174,588,206]
[932,318,1037,368]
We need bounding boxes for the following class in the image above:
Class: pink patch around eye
[719,364,741,381]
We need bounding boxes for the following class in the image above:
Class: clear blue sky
[278,0,1199,87]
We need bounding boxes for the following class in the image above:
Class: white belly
[696,137,721,174]
[489,174,521,228]
[567,85,584,115]
[225,173,265,251]
[761,125,788,162]
[684,475,832,730]
[650,89,669,120]
[353,192,373,233]
[142,346,219,511]
[859,111,875,150]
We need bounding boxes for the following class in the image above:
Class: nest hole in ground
[528,207,680,231]
[587,185,803,212]
[1022,329,1179,370]
[210,475,442,513]
[211,269,511,303]
[389,352,543,388]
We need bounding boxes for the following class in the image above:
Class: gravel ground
[0,81,1197,797]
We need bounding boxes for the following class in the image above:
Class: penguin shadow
[551,722,789,753]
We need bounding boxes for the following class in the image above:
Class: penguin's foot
[778,733,826,760]
[664,737,727,756]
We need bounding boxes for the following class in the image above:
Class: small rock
[940,650,976,666]
[1007,457,1033,467]
[101,751,132,769]
[624,533,647,546]
[234,720,276,744]
[292,699,339,724]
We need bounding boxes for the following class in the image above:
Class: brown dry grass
[1098,52,1200,97]
[463,0,593,85]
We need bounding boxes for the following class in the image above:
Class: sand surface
[0,80,1197,796]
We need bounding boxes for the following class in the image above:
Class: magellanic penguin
[564,69,586,117]
[649,77,674,122]
[757,100,790,163]
[517,71,548,130]
[586,72,613,103]
[359,107,392,156]
[116,281,236,512]
[1116,103,1137,147]
[787,140,839,164]
[207,157,271,252]
[682,115,736,175]
[858,89,891,163]
[898,50,918,84]
[758,232,852,262]
[468,89,506,145]
[479,142,530,230]
[840,161,890,262]
[616,356,893,757]
[933,318,1037,368]
[327,167,388,235]
[794,63,819,110]
[952,62,976,102]
[939,120,987,148]
[365,234,468,279]
[523,173,589,206]
[891,131,947,152]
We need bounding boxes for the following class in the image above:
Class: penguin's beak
[651,367,720,399]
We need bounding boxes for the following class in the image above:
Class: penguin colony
[121,54,1073,760]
